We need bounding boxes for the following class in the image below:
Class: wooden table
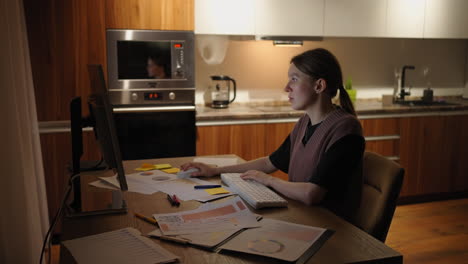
[60,155,402,263]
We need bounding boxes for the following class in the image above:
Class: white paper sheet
[95,171,178,195]
[155,177,233,202]
[153,197,260,236]
[89,179,119,190]
[62,227,179,264]
[90,172,233,201]
[193,157,239,167]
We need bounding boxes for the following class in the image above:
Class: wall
[195,37,468,103]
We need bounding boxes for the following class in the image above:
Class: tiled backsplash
[195,37,468,104]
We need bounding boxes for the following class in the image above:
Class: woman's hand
[240,170,274,187]
[180,162,218,177]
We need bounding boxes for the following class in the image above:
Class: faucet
[398,65,415,101]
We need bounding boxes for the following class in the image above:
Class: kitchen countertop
[38,97,468,133]
[196,97,468,123]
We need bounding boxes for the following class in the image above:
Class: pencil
[134,213,158,225]
[194,185,222,189]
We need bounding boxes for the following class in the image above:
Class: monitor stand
[79,160,108,172]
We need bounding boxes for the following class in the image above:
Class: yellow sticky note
[204,187,230,195]
[135,167,155,171]
[162,168,180,174]
[154,164,172,170]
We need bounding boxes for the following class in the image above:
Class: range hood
[255,35,323,47]
[255,35,324,41]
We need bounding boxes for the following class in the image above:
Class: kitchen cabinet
[360,117,400,160]
[324,0,387,37]
[195,0,255,35]
[255,0,324,36]
[196,124,266,161]
[197,113,468,199]
[24,0,194,122]
[386,0,425,38]
[106,0,194,30]
[424,0,468,38]
[399,114,468,197]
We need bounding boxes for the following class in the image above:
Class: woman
[182,48,364,215]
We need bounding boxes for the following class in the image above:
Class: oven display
[144,92,162,100]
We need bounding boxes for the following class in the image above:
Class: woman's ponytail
[339,85,356,116]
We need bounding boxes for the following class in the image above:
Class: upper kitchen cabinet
[324,0,387,37]
[255,0,324,36]
[195,0,255,35]
[386,0,425,38]
[106,0,194,30]
[424,0,468,38]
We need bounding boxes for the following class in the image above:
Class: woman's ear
[315,78,327,94]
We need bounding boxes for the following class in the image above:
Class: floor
[49,198,468,264]
[386,198,468,264]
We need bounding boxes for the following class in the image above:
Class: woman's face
[284,63,317,110]
[147,58,166,78]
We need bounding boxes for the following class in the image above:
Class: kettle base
[211,100,229,109]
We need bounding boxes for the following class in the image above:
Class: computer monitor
[67,65,128,216]
[87,64,128,191]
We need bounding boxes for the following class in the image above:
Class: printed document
[153,197,260,236]
[62,227,179,264]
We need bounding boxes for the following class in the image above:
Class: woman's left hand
[240,170,273,187]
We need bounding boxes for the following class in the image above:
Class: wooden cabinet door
[106,0,194,30]
[445,115,468,192]
[360,118,400,159]
[196,124,266,161]
[399,116,450,196]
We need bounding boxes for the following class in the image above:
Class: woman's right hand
[180,162,219,177]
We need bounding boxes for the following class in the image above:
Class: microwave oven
[106,29,195,106]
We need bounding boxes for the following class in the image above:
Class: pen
[194,185,222,189]
[134,213,158,225]
[172,194,180,206]
[167,194,176,206]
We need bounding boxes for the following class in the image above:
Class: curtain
[0,0,50,263]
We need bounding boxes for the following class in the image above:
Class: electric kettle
[210,75,236,109]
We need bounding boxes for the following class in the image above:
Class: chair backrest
[350,151,404,242]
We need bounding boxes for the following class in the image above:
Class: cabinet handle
[364,135,400,141]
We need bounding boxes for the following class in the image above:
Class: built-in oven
[113,106,195,160]
[106,30,196,160]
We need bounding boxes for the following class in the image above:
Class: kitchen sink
[394,100,459,106]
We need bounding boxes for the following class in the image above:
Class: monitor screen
[87,65,128,191]
[117,41,172,80]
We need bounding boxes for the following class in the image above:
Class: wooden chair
[349,151,404,242]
